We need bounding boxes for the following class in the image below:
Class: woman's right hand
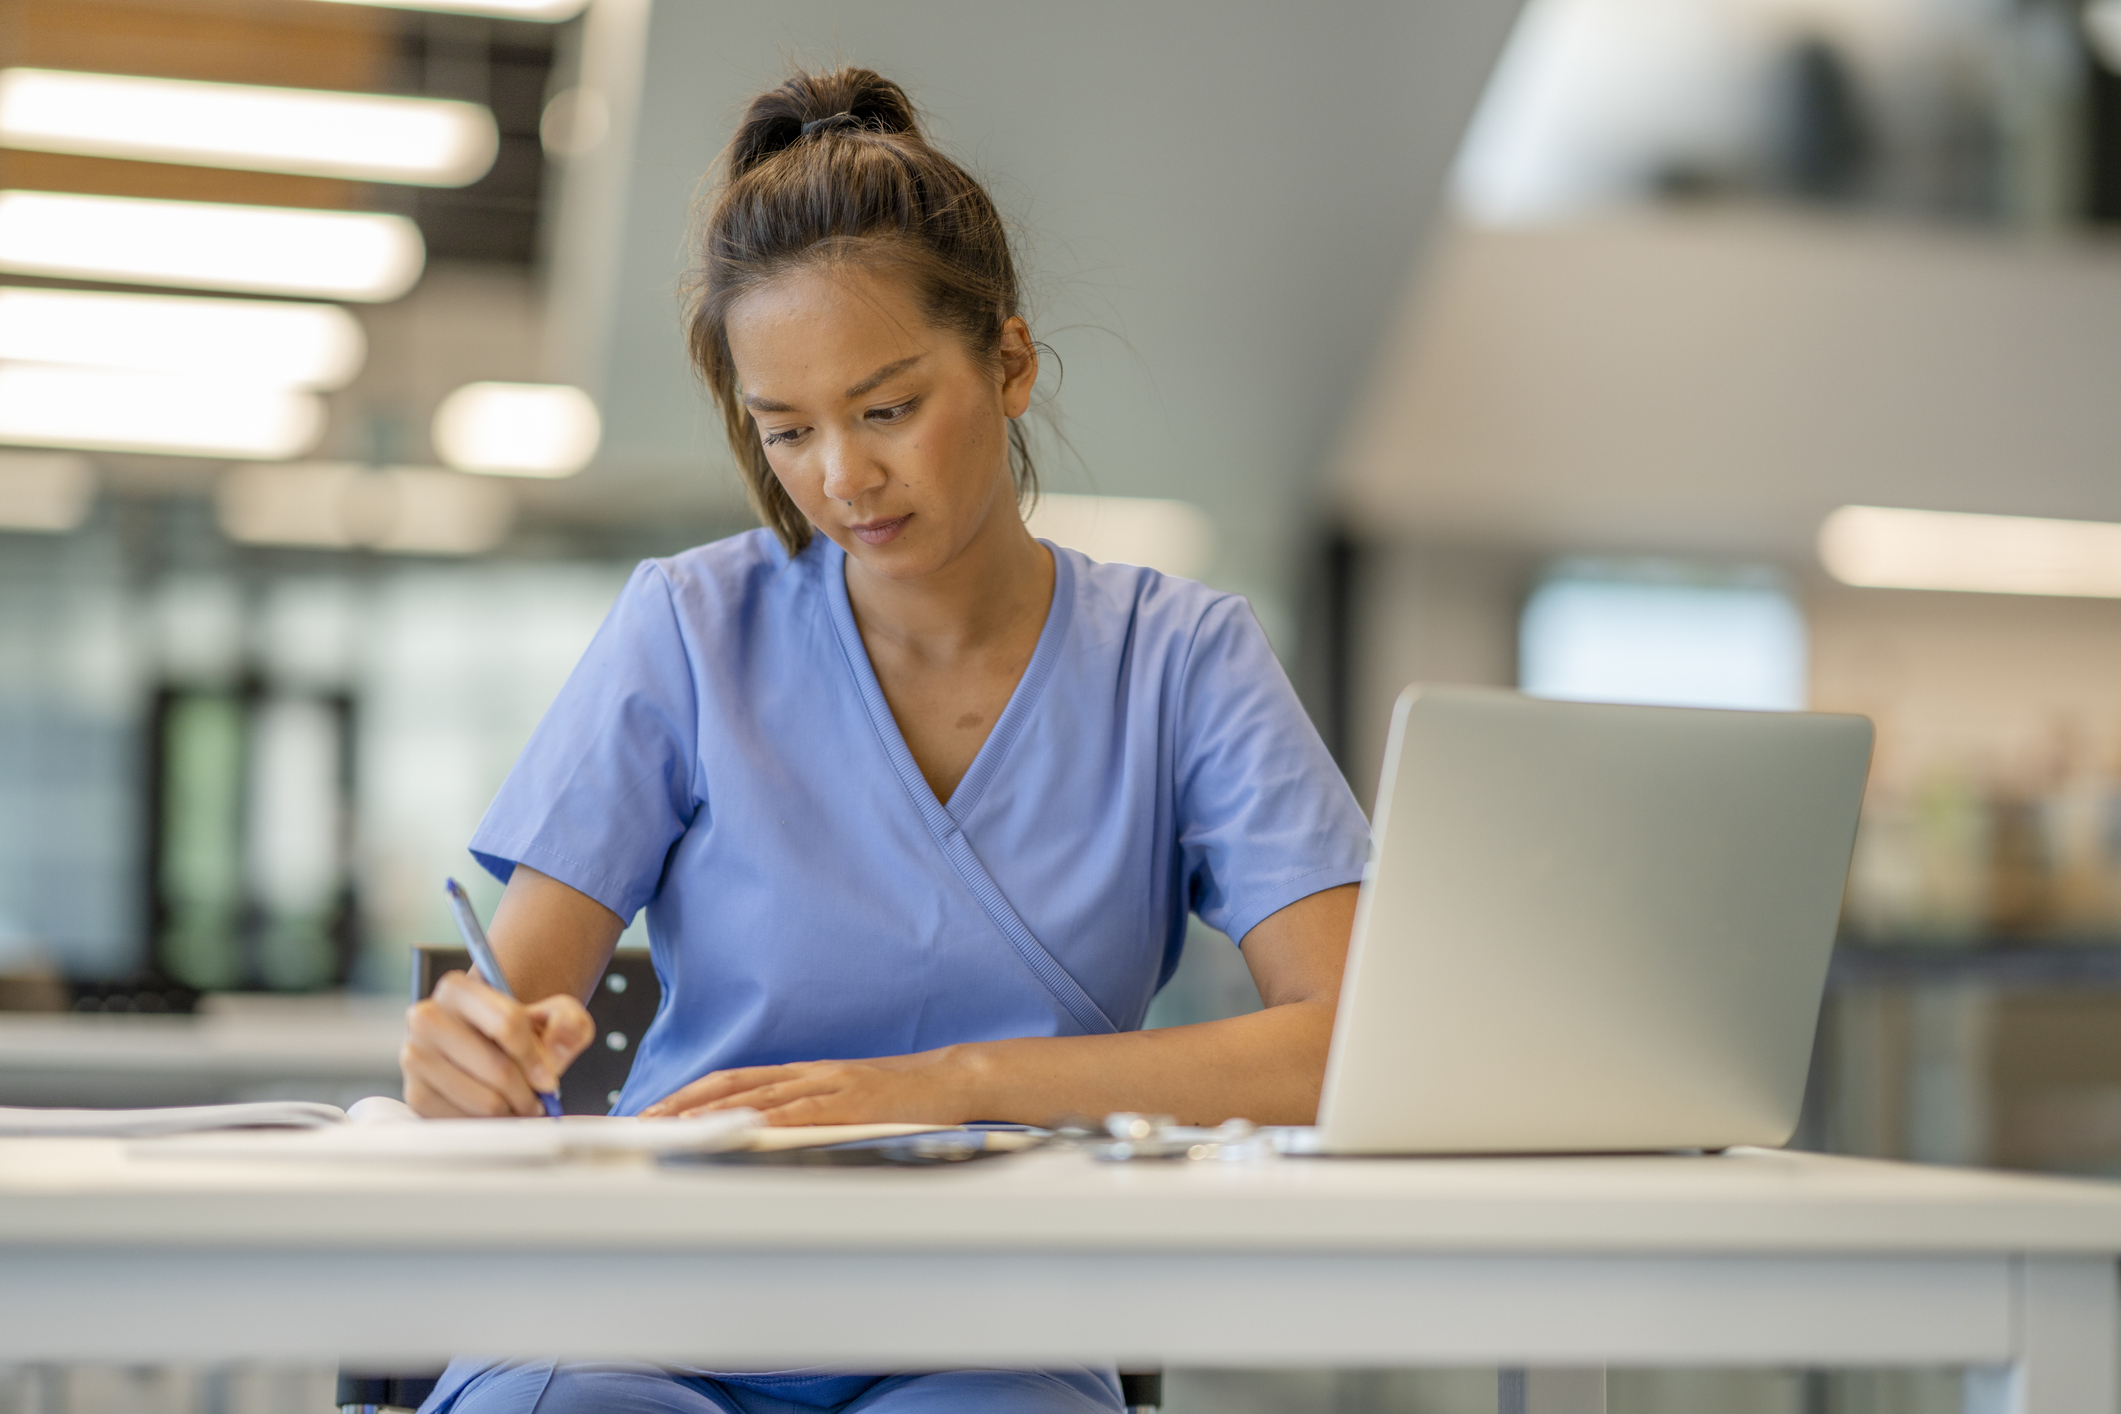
[400,969,596,1117]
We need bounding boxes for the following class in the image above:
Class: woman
[404,67,1369,1414]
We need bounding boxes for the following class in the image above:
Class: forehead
[724,263,936,389]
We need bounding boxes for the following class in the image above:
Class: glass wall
[0,501,694,1002]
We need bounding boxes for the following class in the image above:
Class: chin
[838,531,942,579]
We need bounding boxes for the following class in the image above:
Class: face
[724,261,1036,581]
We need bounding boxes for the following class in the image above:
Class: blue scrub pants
[421,1361,1126,1414]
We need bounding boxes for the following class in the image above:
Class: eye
[867,399,917,426]
[759,425,807,448]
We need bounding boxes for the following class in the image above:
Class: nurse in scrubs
[403,65,1370,1414]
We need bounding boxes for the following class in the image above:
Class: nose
[818,431,888,505]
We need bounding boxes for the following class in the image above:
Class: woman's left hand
[639,1047,977,1126]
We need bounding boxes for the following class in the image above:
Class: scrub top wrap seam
[825,542,1115,1035]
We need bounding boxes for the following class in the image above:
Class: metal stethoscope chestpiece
[1080,1113,1275,1164]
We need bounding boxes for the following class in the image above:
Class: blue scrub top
[469,529,1369,1114]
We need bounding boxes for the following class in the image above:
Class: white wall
[540,0,1523,616]
[1809,578,2121,791]
[1343,543,1531,813]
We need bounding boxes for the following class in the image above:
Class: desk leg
[1963,1257,2119,1414]
[1499,1367,1606,1414]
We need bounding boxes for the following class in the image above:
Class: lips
[849,515,909,546]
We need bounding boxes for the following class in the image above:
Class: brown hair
[685,67,1038,556]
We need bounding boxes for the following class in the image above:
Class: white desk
[0,996,404,1109]
[0,1142,2114,1414]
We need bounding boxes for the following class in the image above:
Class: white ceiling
[538,0,1523,607]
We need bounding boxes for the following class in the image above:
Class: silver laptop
[1304,684,1872,1155]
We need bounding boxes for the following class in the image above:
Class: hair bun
[729,67,921,176]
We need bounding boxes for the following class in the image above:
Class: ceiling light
[0,288,365,389]
[0,450,94,532]
[540,88,610,158]
[1023,494,1216,580]
[303,0,590,21]
[0,364,323,460]
[0,191,424,302]
[0,69,498,187]
[1819,504,2121,599]
[218,462,514,556]
[432,382,601,478]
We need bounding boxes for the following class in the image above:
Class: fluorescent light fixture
[303,0,589,20]
[0,69,498,187]
[0,191,424,301]
[0,449,94,532]
[0,287,364,389]
[432,381,601,478]
[0,363,323,459]
[1023,493,1216,580]
[218,462,514,555]
[1819,504,2121,598]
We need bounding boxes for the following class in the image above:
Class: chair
[341,1371,1163,1412]
[409,946,662,1115]
[336,946,1162,1412]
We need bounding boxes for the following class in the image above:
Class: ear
[998,316,1037,419]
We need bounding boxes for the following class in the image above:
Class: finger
[432,972,556,1093]
[427,1017,543,1116]
[433,972,547,1085]
[402,1074,468,1119]
[410,999,542,1116]
[400,1039,479,1118]
[677,1075,837,1116]
[527,995,596,1073]
[405,1053,513,1118]
[642,1065,808,1117]
[657,1067,817,1113]
[400,1038,521,1118]
[402,1066,476,1119]
[757,1093,848,1126]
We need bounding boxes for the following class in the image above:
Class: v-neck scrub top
[468,530,1370,1114]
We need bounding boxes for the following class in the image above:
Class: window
[1519,560,1807,711]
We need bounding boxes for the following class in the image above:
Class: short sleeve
[1175,596,1370,944]
[468,562,700,920]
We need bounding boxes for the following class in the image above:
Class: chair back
[411,946,661,1115]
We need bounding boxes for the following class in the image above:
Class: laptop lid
[1317,685,1872,1155]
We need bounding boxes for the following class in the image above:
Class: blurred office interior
[4,0,2121,1409]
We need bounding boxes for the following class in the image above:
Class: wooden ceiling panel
[0,152,361,211]
[4,0,390,93]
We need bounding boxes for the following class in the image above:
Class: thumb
[528,995,596,1074]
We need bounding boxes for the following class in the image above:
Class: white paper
[129,1107,763,1164]
[0,1101,349,1137]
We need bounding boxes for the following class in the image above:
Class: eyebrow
[844,355,922,400]
[741,355,924,413]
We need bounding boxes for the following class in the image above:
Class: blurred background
[5,0,2121,1409]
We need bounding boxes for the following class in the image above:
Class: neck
[842,491,1054,658]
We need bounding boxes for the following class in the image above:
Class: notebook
[2,1097,959,1162]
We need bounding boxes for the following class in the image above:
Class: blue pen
[443,877,564,1119]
